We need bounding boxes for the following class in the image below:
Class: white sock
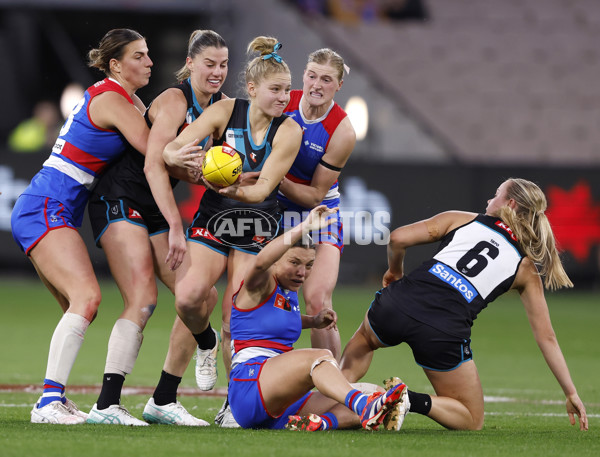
[104,319,143,376]
[45,312,90,385]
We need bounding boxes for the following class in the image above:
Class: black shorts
[187,191,282,256]
[88,196,169,246]
[367,293,473,372]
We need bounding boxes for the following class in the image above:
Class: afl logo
[207,208,279,248]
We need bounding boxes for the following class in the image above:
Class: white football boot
[86,403,148,426]
[142,398,209,426]
[63,397,89,420]
[194,328,219,391]
[31,399,86,425]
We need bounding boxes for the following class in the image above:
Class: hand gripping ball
[202,144,243,187]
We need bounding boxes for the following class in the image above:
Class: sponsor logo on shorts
[252,235,266,244]
[110,205,119,216]
[191,227,219,242]
[428,262,478,303]
[463,344,471,357]
[128,208,142,219]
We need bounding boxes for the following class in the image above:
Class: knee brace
[309,355,339,378]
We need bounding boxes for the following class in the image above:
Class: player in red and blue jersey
[277,48,356,360]
[227,205,407,430]
[10,29,152,425]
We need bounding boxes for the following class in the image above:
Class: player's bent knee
[304,299,330,316]
[456,411,484,430]
[175,299,199,317]
[69,294,101,321]
[472,414,484,430]
[175,288,211,315]
[310,351,339,377]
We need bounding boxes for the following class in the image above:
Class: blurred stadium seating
[319,0,600,165]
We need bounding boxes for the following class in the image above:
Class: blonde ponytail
[500,178,573,290]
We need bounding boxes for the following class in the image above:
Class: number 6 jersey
[383,214,525,338]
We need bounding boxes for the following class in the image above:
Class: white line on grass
[485,395,565,405]
[485,411,600,418]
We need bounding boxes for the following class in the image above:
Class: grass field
[1,277,598,457]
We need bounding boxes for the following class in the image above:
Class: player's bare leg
[423,361,484,430]
[302,244,341,359]
[144,234,212,426]
[221,250,256,378]
[340,313,382,382]
[29,229,99,424]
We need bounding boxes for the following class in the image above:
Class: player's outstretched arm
[244,205,337,292]
[515,259,588,431]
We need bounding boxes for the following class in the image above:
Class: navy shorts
[228,356,313,429]
[88,196,169,246]
[368,301,473,372]
[11,194,77,255]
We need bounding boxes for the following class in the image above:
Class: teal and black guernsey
[206,98,288,209]
[380,214,526,339]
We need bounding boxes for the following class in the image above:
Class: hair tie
[343,63,350,75]
[262,42,282,63]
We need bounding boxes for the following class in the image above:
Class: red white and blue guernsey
[278,90,347,249]
[228,280,311,429]
[11,78,135,254]
[24,78,133,226]
[278,90,346,214]
[230,279,302,369]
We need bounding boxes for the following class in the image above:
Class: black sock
[407,390,432,415]
[96,373,125,410]
[193,323,216,350]
[152,370,182,406]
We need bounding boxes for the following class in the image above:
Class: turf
[0,277,598,457]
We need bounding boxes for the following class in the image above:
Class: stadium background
[1,0,599,288]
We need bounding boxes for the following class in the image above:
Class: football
[202,144,243,187]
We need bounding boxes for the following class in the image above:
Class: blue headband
[262,42,282,63]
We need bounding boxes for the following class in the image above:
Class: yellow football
[202,144,243,187]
